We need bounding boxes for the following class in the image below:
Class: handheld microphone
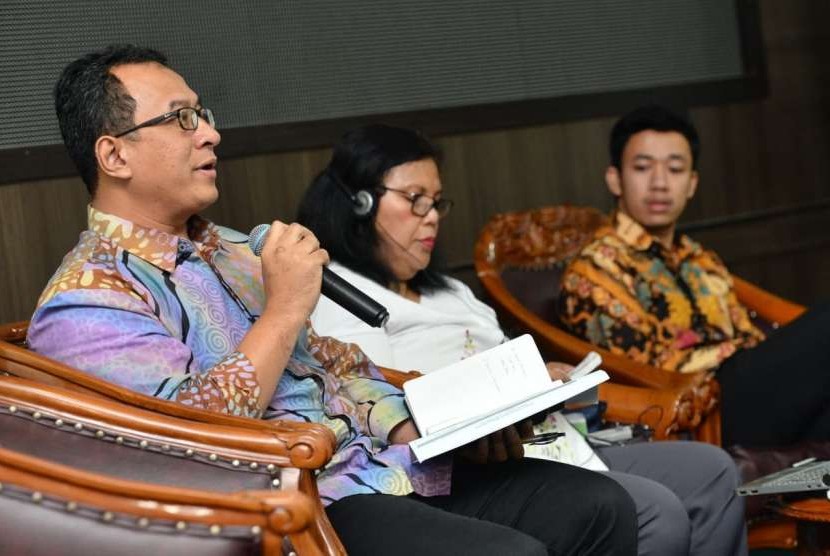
[248,224,390,328]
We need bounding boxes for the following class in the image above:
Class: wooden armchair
[0,374,342,555]
[0,445,314,555]
[473,205,806,445]
[0,322,344,555]
[473,205,809,550]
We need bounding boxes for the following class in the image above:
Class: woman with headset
[298,124,747,556]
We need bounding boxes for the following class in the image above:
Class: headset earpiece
[352,189,375,217]
[328,167,376,218]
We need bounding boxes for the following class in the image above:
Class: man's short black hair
[609,104,701,170]
[54,44,169,195]
[297,124,450,294]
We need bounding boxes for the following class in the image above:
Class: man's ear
[605,166,622,197]
[688,170,699,199]
[95,136,132,181]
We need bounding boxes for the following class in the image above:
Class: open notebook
[404,335,608,462]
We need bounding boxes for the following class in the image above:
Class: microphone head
[248,223,271,256]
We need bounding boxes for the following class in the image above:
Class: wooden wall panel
[0,177,88,323]
[1,0,828,323]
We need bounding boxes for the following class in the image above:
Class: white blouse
[310,262,506,372]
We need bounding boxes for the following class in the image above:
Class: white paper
[403,335,551,436]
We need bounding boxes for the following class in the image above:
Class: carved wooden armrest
[598,382,699,440]
[733,276,806,327]
[0,320,28,345]
[688,370,720,417]
[377,366,422,388]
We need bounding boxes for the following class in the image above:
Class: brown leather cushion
[0,494,260,556]
[0,412,274,492]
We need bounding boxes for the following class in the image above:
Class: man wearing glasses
[29,45,639,555]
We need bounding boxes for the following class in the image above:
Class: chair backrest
[0,445,314,556]
[477,205,608,324]
[475,205,674,379]
[474,205,722,442]
[476,205,609,270]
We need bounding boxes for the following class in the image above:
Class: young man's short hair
[609,104,701,170]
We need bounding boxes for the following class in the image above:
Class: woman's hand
[456,419,535,464]
[546,361,573,382]
[388,419,420,444]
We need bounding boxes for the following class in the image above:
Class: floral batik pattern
[558,211,765,373]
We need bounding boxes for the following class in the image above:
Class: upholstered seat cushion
[0,411,274,493]
[1,495,262,556]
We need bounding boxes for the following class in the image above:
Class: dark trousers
[718,302,830,447]
[325,458,637,556]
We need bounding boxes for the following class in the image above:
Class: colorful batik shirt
[558,211,765,373]
[28,207,450,504]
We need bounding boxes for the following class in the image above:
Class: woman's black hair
[297,124,450,294]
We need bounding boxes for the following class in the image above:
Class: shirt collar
[612,210,699,260]
[87,206,223,272]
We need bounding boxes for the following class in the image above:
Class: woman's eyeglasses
[114,106,215,138]
[380,186,453,218]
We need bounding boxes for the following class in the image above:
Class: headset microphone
[248,224,390,328]
[375,220,433,271]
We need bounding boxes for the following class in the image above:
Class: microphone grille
[248,223,271,256]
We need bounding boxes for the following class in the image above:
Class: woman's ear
[95,135,132,181]
[605,166,622,197]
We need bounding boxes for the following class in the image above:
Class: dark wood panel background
[2,0,828,324]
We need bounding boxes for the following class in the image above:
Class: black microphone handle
[322,267,389,328]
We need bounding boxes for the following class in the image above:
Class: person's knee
[639,489,690,556]
[580,473,639,546]
[595,472,638,517]
[609,473,689,556]
[512,461,638,554]
[694,442,742,489]
[327,493,548,556]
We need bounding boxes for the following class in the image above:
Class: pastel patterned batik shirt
[28,207,450,504]
[558,211,765,373]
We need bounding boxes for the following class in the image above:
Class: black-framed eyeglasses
[380,186,453,218]
[113,106,215,138]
